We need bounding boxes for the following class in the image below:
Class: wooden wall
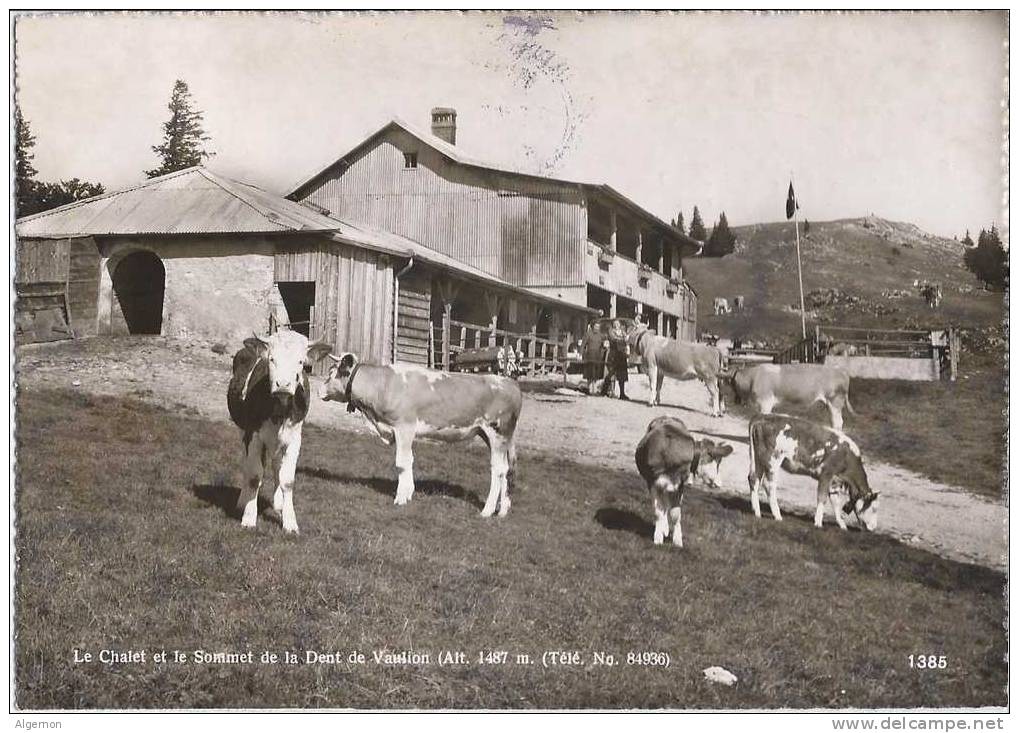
[275,241,394,364]
[296,128,587,288]
[395,269,431,365]
[16,237,102,340]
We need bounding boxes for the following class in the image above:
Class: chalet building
[288,108,702,342]
[14,166,593,370]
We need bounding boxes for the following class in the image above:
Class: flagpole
[793,192,806,339]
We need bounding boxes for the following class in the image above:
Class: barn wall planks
[16,238,69,283]
[274,239,395,364]
[296,128,587,288]
[395,268,432,365]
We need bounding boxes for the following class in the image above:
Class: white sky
[13,11,1008,238]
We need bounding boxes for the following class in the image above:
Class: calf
[747,414,879,530]
[226,330,333,533]
[733,295,745,313]
[322,355,522,517]
[628,325,727,416]
[634,416,734,547]
[729,363,855,429]
[713,297,731,315]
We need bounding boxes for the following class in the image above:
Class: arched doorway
[112,251,165,334]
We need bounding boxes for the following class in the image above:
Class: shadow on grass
[190,483,279,525]
[298,465,484,510]
[594,506,653,539]
[710,493,841,529]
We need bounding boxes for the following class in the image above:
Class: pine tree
[961,229,975,248]
[803,219,811,236]
[145,80,213,178]
[675,211,686,235]
[688,206,707,242]
[964,225,1007,290]
[703,212,736,257]
[15,110,38,215]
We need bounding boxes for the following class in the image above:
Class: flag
[785,182,798,220]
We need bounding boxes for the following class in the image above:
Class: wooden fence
[435,315,570,376]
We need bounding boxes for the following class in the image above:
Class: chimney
[430,107,457,145]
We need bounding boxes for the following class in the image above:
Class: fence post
[441,303,451,372]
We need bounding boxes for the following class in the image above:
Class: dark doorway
[112,251,165,334]
[277,281,316,337]
[586,285,612,317]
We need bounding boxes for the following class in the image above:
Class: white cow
[226,330,332,533]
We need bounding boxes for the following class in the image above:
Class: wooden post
[609,292,617,318]
[635,229,643,266]
[609,210,617,252]
[657,310,664,336]
[442,302,452,372]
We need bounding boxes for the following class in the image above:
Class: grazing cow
[713,297,731,315]
[914,279,943,309]
[728,363,855,429]
[828,342,859,357]
[747,414,879,530]
[635,416,734,546]
[226,330,333,533]
[627,325,727,416]
[733,295,745,313]
[322,355,522,517]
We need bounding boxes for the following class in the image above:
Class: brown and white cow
[728,363,855,429]
[322,355,522,517]
[627,325,727,416]
[748,414,879,531]
[226,330,333,534]
[634,416,734,547]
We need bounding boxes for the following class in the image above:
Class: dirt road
[16,337,1007,570]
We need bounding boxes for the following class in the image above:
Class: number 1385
[909,654,947,669]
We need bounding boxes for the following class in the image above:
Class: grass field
[14,387,1006,709]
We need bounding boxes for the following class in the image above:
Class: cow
[828,342,859,357]
[226,330,333,534]
[747,414,879,531]
[727,363,855,429]
[322,355,522,517]
[627,325,727,416]
[713,297,731,315]
[733,295,745,313]
[635,416,734,547]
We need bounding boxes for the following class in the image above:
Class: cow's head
[322,352,359,403]
[837,461,880,531]
[721,366,750,405]
[690,439,734,489]
[245,331,333,415]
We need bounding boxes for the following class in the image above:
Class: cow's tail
[844,391,856,416]
[747,418,758,491]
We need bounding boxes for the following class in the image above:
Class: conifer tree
[145,80,213,177]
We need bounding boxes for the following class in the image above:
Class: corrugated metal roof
[15,167,349,238]
[14,165,592,315]
[286,117,703,256]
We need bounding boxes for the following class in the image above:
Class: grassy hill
[685,216,1003,347]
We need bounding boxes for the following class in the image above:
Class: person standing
[581,320,607,395]
[605,318,630,400]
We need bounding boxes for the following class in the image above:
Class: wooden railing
[435,316,570,376]
[817,325,936,358]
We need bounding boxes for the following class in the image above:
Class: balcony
[585,240,689,316]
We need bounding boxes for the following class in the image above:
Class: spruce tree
[145,79,213,178]
[688,206,707,242]
[15,110,38,215]
[964,226,1007,290]
[675,211,686,235]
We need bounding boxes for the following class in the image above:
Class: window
[403,152,418,169]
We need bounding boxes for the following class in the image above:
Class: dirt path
[16,337,1007,570]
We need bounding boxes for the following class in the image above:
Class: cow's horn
[327,353,342,363]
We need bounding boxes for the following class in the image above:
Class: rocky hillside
[684,216,1004,348]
